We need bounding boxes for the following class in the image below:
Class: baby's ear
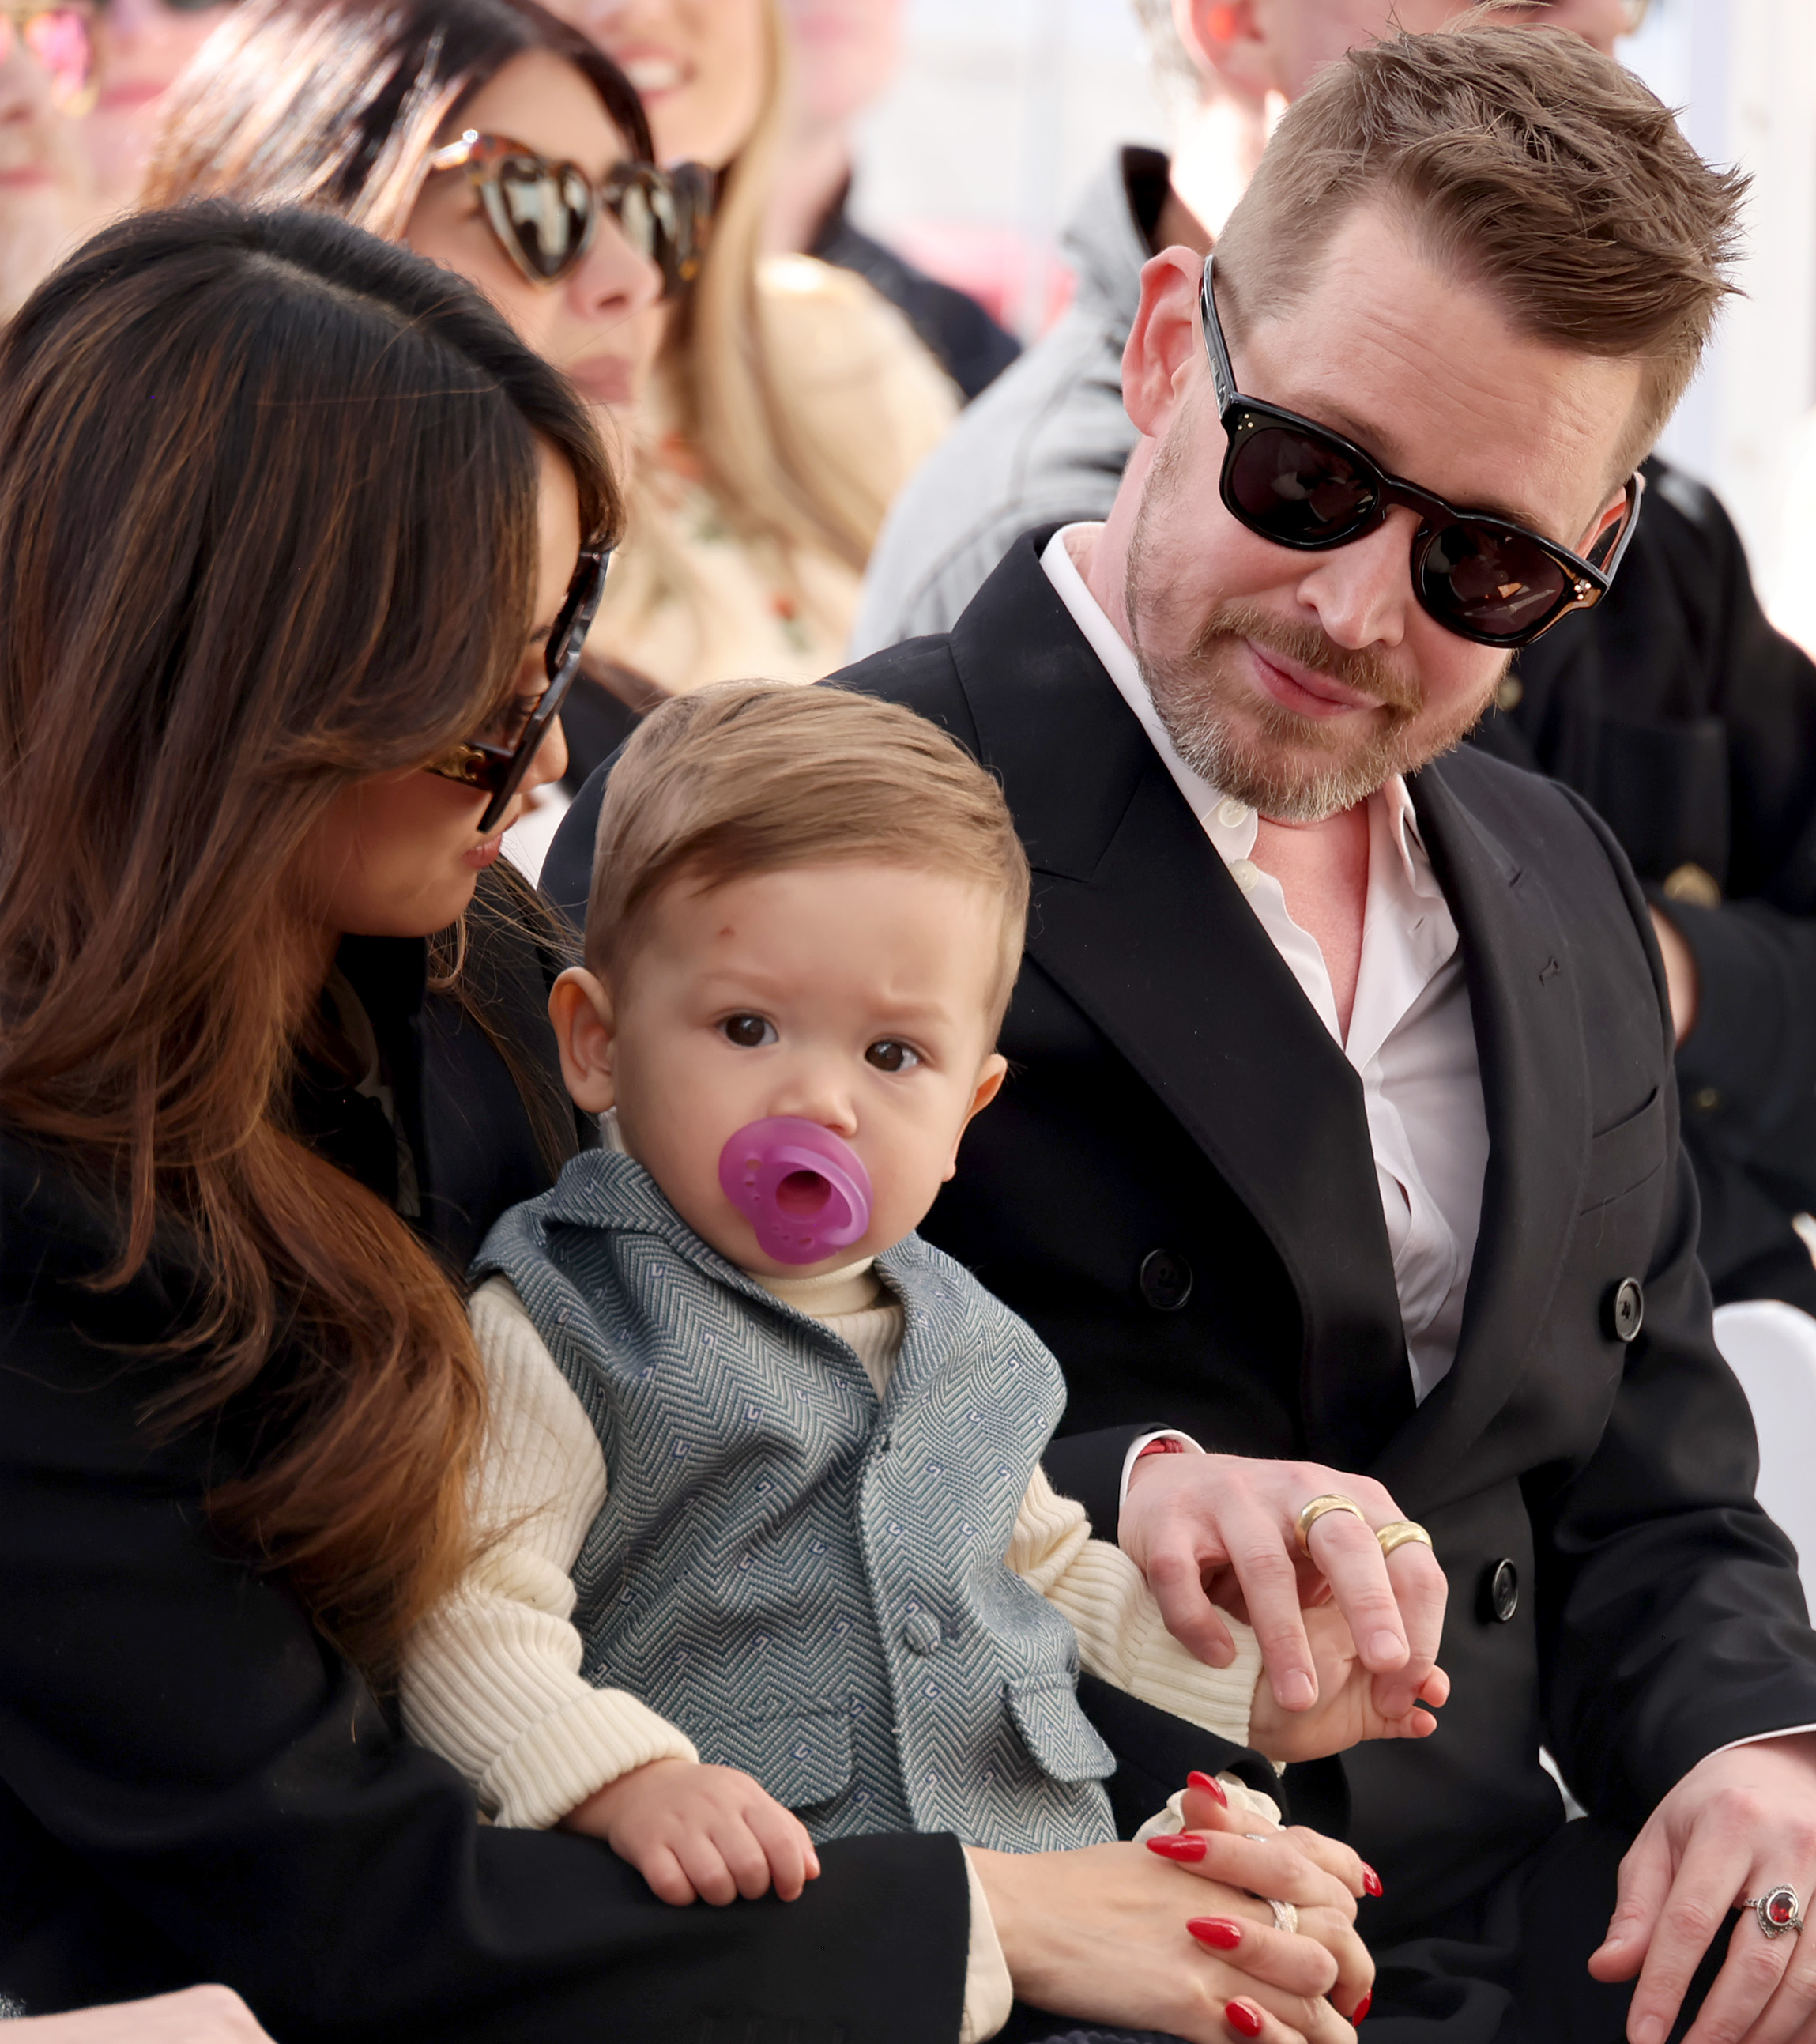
[548,967,617,1114]
[944,1052,1009,1180]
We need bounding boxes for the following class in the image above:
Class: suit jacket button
[902,1612,941,1656]
[1140,1250,1194,1312]
[1604,1278,1645,1343]
[1481,1559,1520,1624]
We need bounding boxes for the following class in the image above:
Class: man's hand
[560,1756,822,1906]
[1589,1733,1816,2044]
[1121,1450,1448,1718]
[1248,1604,1449,1763]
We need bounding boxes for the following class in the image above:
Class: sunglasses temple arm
[1200,256,1241,414]
[1595,469,1646,583]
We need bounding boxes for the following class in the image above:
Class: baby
[401,682,1438,1910]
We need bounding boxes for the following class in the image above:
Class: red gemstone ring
[1746,1886,1804,1938]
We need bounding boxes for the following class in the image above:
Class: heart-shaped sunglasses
[428,130,712,300]
[1199,254,1643,650]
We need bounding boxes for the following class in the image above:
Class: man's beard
[1124,441,1506,824]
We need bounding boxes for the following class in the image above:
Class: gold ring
[1377,1520,1434,1559]
[1295,1493,1366,1556]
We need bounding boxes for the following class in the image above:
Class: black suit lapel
[948,537,1413,1465]
[1372,757,1593,1502]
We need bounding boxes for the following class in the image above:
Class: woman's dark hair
[0,202,619,1675]
[140,0,654,231]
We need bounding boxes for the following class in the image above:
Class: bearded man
[547,28,1816,2042]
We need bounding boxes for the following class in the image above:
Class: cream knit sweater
[401,1263,1272,2044]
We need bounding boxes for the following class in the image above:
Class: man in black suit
[541,25,1816,2044]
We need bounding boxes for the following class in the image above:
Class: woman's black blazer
[0,907,973,2040]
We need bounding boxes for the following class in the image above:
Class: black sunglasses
[426,546,611,835]
[1199,255,1643,650]
[428,130,712,300]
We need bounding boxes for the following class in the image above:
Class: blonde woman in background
[547,0,957,691]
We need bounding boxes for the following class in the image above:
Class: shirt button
[1228,858,1260,893]
[1216,797,1251,830]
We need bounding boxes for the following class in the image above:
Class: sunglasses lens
[1226,422,1379,545]
[1419,522,1573,643]
[492,155,593,281]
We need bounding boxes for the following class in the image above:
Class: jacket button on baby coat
[902,1612,942,1656]
[1140,1250,1194,1312]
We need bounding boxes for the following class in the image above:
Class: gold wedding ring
[1377,1520,1434,1559]
[1295,1493,1366,1555]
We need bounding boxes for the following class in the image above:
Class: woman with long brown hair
[141,0,688,829]
[0,203,1370,2042]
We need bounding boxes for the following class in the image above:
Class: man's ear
[1176,0,1275,104]
[943,1053,1009,1182]
[1123,247,1211,443]
[548,966,618,1115]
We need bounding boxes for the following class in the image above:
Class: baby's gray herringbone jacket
[473,1148,1118,1853]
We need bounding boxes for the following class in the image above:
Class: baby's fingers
[673,1831,755,1906]
[637,1843,701,1907]
[748,1800,821,1902]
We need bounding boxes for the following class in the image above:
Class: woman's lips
[0,165,51,190]
[614,50,689,97]
[463,833,505,871]
[1244,639,1379,721]
[94,79,171,113]
[566,353,636,409]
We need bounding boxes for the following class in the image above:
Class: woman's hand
[1249,1602,1449,1763]
[11,1986,275,2042]
[969,1817,1372,2044]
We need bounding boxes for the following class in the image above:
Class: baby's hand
[560,1756,822,1905]
[1248,1601,1449,1764]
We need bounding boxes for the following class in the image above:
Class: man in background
[854,0,1816,1321]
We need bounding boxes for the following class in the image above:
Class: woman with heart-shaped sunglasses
[139,0,700,820]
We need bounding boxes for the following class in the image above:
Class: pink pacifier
[717,1116,873,1265]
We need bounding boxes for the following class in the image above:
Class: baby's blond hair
[586,682,1030,1031]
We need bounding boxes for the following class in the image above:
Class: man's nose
[1290,508,1417,654]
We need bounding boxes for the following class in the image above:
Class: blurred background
[846,0,1816,646]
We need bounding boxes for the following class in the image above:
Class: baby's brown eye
[865,1039,919,1073]
[721,1014,776,1049]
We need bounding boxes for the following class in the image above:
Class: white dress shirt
[1042,526,1490,1405]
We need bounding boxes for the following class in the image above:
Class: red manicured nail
[1187,1769,1230,1805]
[1362,1862,1384,1898]
[1225,2001,1264,2039]
[1147,1832,1208,1861]
[1354,1990,1373,2023]
[1187,1916,1244,1950]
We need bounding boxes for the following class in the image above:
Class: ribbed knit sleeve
[1008,1466,1263,1748]
[399,1277,698,1831]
